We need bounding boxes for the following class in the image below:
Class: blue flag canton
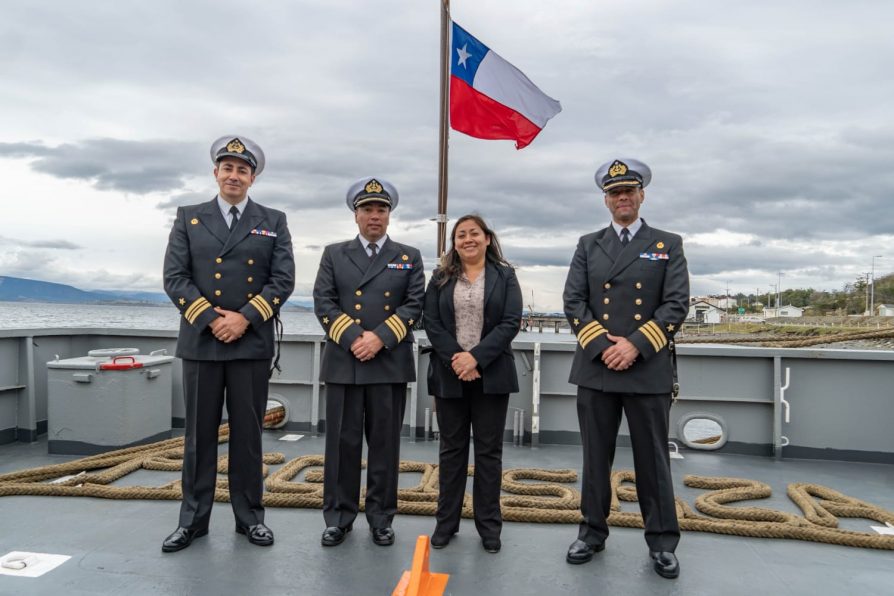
[451,22,489,86]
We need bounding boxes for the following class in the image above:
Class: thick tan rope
[2,429,893,550]
[678,328,894,347]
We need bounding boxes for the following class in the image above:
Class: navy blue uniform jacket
[313,237,425,385]
[563,221,689,394]
[163,197,295,361]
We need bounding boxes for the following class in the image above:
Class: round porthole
[676,412,728,451]
[264,394,290,429]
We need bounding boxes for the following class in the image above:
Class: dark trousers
[323,383,407,529]
[576,386,680,552]
[179,359,270,530]
[434,380,510,541]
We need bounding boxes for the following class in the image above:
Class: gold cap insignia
[191,218,199,225]
[365,179,383,194]
[402,254,409,261]
[608,160,628,177]
[226,138,246,154]
[656,242,665,249]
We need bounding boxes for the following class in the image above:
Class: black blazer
[424,261,523,398]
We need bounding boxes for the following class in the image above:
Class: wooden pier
[523,315,568,333]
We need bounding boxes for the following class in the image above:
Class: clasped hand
[209,307,249,344]
[351,331,384,362]
[452,351,480,381]
[601,333,639,371]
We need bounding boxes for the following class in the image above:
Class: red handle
[99,356,144,370]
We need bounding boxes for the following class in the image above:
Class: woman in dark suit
[424,214,523,554]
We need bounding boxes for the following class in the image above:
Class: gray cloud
[0,142,52,157]
[2,1,893,307]
[26,240,81,249]
[0,235,81,250]
[683,243,853,278]
[3,139,205,194]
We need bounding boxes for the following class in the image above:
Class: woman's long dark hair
[434,214,511,287]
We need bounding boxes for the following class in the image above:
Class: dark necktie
[368,242,378,261]
[620,227,630,247]
[229,206,240,231]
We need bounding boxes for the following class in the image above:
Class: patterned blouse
[453,270,485,351]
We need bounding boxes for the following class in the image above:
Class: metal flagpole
[436,0,451,258]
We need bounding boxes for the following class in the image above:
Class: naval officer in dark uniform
[562,158,688,579]
[161,135,295,552]
[313,177,424,548]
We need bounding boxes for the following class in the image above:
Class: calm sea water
[0,302,322,332]
[0,302,574,341]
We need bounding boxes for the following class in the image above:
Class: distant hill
[0,276,311,310]
[91,289,170,304]
[0,276,116,304]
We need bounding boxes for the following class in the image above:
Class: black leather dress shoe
[430,533,454,549]
[236,523,274,546]
[481,538,501,553]
[370,526,395,546]
[161,526,208,553]
[430,526,457,549]
[565,539,605,564]
[650,551,680,579]
[321,525,352,547]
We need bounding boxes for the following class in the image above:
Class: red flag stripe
[449,76,543,150]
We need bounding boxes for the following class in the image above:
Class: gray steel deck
[1,432,892,596]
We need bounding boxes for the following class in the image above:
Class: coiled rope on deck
[677,328,894,348]
[1,422,893,550]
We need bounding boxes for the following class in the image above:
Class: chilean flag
[450,22,562,149]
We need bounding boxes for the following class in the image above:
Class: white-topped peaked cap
[594,158,652,191]
[210,135,266,176]
[345,177,399,211]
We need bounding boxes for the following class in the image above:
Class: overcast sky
[2,1,892,311]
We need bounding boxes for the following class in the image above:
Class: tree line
[729,273,894,315]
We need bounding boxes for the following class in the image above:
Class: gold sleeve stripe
[638,321,666,352]
[638,325,662,352]
[329,314,351,337]
[387,315,408,340]
[331,324,350,344]
[646,321,667,349]
[385,316,406,342]
[391,314,408,332]
[580,327,607,349]
[646,321,668,348]
[579,325,606,345]
[184,296,208,319]
[184,297,210,323]
[639,322,661,349]
[329,314,353,343]
[185,300,211,324]
[250,295,273,321]
[384,318,402,340]
[576,321,602,339]
[388,314,408,338]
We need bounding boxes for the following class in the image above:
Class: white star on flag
[456,44,471,68]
